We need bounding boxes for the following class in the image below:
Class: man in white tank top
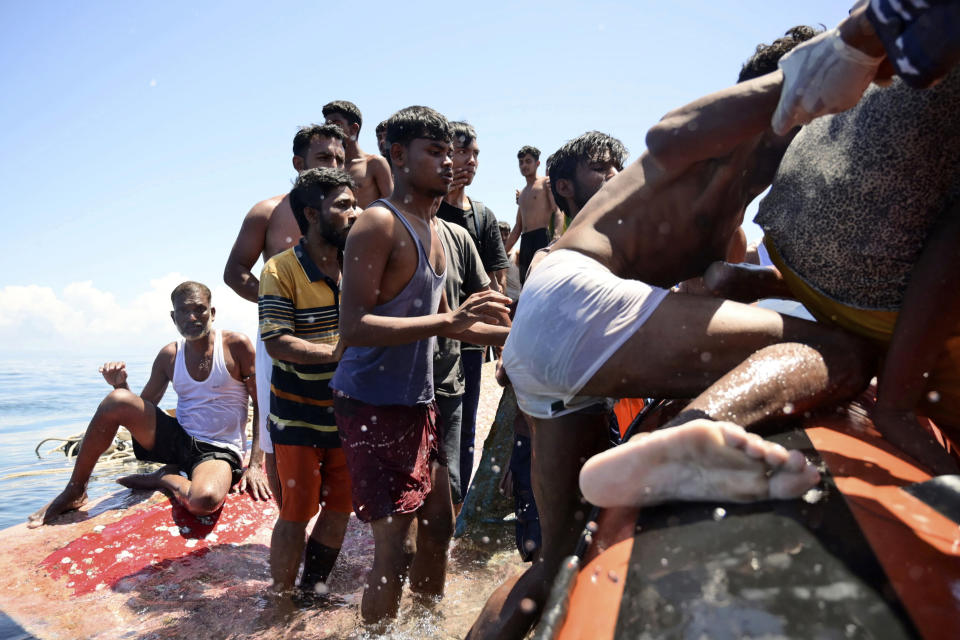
[28,282,269,528]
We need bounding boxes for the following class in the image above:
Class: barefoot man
[223,123,346,496]
[504,145,563,283]
[323,100,393,207]
[29,282,268,527]
[469,27,870,640]
[331,105,510,624]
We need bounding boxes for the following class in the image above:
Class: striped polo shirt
[258,239,340,448]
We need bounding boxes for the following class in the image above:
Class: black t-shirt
[437,199,510,274]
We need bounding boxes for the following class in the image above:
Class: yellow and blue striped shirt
[258,239,340,448]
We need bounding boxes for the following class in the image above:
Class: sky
[0,1,849,357]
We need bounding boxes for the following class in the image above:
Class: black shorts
[132,407,243,484]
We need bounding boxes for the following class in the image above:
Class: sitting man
[259,167,358,594]
[469,27,866,640]
[29,281,266,527]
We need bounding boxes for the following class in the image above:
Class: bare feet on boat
[27,487,88,528]
[579,418,820,508]
[117,464,179,490]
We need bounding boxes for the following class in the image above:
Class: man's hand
[100,362,129,389]
[772,27,884,135]
[449,167,472,192]
[448,290,512,332]
[235,461,272,501]
[515,189,521,205]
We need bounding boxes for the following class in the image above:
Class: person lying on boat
[28,281,269,528]
[469,26,869,640]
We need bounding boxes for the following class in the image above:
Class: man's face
[310,185,359,250]
[518,153,538,177]
[171,293,214,341]
[402,138,453,198]
[452,139,479,186]
[324,113,357,141]
[571,150,621,209]
[303,135,345,171]
[376,130,388,156]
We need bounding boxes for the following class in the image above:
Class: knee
[187,485,226,515]
[100,388,139,415]
[818,333,875,396]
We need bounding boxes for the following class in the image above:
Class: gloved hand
[772,28,884,135]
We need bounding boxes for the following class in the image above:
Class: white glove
[772,28,884,135]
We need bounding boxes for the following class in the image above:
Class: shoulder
[248,194,286,218]
[263,247,295,273]
[156,342,177,367]
[222,330,255,356]
[366,153,390,172]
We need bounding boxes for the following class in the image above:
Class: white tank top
[172,329,249,455]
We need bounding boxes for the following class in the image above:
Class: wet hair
[498,220,511,236]
[289,168,356,236]
[322,100,363,133]
[517,145,540,161]
[546,132,627,215]
[450,121,477,148]
[171,281,211,306]
[738,26,822,82]
[292,123,346,158]
[385,106,452,150]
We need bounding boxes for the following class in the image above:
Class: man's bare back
[346,152,393,208]
[556,73,790,288]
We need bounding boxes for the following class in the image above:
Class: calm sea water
[0,357,177,531]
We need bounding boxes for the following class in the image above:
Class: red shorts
[333,395,443,523]
[273,443,353,522]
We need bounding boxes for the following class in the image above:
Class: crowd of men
[28,1,960,636]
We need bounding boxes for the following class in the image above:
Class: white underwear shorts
[502,249,669,419]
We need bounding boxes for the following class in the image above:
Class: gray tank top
[331,199,446,406]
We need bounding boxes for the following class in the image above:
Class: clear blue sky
[0,1,848,356]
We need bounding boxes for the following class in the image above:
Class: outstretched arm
[224,201,273,304]
[645,71,784,177]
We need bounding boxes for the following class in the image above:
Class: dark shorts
[519,227,550,284]
[334,395,444,523]
[133,407,243,484]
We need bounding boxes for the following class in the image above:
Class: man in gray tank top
[331,106,510,624]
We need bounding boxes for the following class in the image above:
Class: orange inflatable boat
[540,396,960,640]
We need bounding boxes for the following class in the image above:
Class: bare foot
[579,419,820,508]
[117,464,179,490]
[27,487,88,528]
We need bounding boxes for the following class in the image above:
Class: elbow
[223,262,237,288]
[644,122,677,165]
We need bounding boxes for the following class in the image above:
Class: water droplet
[491,464,501,473]
[520,597,537,613]
[413,298,423,308]
[286,479,296,488]
[660,557,668,567]
[386,515,393,523]
[285,237,293,244]
[750,557,761,570]
[782,402,794,415]
[360,424,368,432]
[928,390,941,403]
[423,519,429,525]
[607,570,619,583]
[585,521,599,534]
[404,167,410,173]
[712,507,727,521]
[481,536,490,544]
[700,351,712,363]
[380,576,388,584]
[524,539,537,552]
[802,488,823,504]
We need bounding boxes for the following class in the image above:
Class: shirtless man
[469,27,867,640]
[504,145,563,283]
[331,105,510,625]
[223,122,346,496]
[29,282,268,527]
[322,100,393,207]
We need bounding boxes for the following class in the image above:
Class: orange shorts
[273,443,353,522]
